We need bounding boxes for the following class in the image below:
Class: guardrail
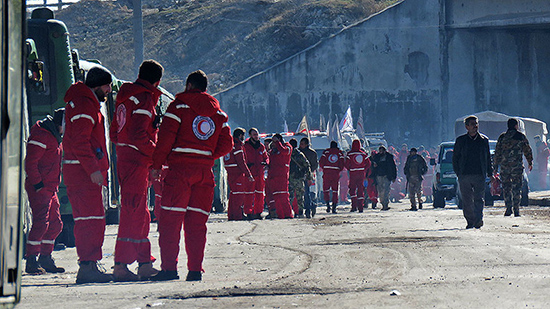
[27,0,79,10]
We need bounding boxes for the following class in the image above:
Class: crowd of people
[24,61,232,284]
[22,58,545,285]
[224,128,437,221]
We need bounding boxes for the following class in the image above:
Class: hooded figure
[345,140,370,212]
[24,109,65,275]
[150,70,233,282]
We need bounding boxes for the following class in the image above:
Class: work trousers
[349,173,365,211]
[114,159,152,264]
[157,165,213,272]
[25,186,62,257]
[63,165,106,262]
[323,170,340,205]
[244,174,265,215]
[376,176,391,208]
[458,174,485,227]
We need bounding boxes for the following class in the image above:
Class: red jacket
[152,89,233,169]
[25,120,62,191]
[345,140,370,177]
[110,79,162,162]
[63,82,109,177]
[224,138,252,178]
[267,140,291,179]
[243,138,269,177]
[319,147,344,173]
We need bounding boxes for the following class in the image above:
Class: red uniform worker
[150,70,233,281]
[24,109,65,275]
[224,128,254,221]
[109,60,164,281]
[63,67,113,284]
[320,141,344,213]
[243,128,269,219]
[345,140,370,212]
[267,134,293,219]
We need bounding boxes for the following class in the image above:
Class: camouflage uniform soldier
[403,148,428,211]
[494,118,533,217]
[288,139,312,218]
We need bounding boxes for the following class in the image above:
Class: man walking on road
[403,147,428,211]
[345,139,369,212]
[109,60,163,281]
[494,118,533,217]
[288,138,312,218]
[319,141,344,213]
[371,146,397,211]
[453,115,494,229]
[63,67,113,283]
[150,70,233,281]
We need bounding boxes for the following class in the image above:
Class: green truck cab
[431,142,457,208]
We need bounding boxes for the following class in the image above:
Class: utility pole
[132,0,144,76]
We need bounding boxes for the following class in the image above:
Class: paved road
[19,200,550,308]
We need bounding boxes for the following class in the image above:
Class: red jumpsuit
[63,82,109,262]
[267,140,292,219]
[319,147,344,205]
[25,120,63,257]
[345,140,370,212]
[152,89,232,272]
[243,139,269,215]
[110,79,162,265]
[224,137,253,220]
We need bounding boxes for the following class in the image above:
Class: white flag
[339,106,354,132]
[295,115,309,135]
[283,120,289,133]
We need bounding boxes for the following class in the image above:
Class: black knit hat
[85,67,112,88]
[52,108,65,126]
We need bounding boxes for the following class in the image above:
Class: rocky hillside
[56,0,397,94]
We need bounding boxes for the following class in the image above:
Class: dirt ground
[17,199,550,308]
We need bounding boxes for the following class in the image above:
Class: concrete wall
[443,0,550,140]
[216,0,550,147]
[216,0,442,147]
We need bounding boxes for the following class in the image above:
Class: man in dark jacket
[453,115,494,229]
[371,146,397,210]
[289,138,311,218]
[299,137,318,217]
[404,148,427,211]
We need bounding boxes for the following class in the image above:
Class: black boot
[372,202,377,209]
[513,206,520,217]
[326,202,330,213]
[186,270,202,281]
[504,207,512,216]
[331,203,337,214]
[305,209,311,218]
[25,255,45,275]
[76,261,113,284]
[38,255,65,273]
[150,270,179,281]
[311,207,316,217]
[418,202,423,210]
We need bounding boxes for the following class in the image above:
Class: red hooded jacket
[63,82,109,177]
[152,89,233,169]
[25,120,62,190]
[243,138,269,177]
[267,140,291,179]
[110,79,162,161]
[345,140,370,177]
[224,137,253,178]
[319,147,344,172]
